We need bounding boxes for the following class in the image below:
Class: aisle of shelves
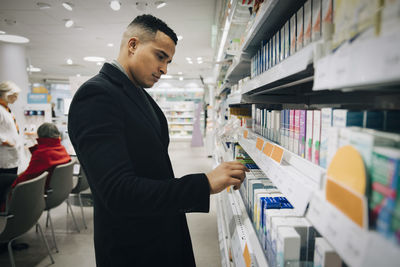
[213,0,400,266]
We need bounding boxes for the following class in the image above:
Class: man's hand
[206,161,249,194]
[1,140,15,147]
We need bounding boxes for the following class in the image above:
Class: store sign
[27,93,48,104]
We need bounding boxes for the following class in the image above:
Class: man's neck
[115,58,142,89]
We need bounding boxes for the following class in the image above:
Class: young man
[68,14,247,267]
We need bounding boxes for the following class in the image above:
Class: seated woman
[12,122,71,190]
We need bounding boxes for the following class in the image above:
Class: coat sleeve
[68,82,210,218]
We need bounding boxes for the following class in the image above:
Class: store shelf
[217,82,232,96]
[241,0,306,54]
[242,44,314,96]
[307,192,400,267]
[170,136,192,141]
[238,129,325,216]
[165,109,193,112]
[226,94,243,106]
[314,33,400,91]
[216,194,233,267]
[224,52,251,84]
[167,116,194,119]
[218,189,269,267]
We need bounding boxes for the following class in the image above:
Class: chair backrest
[45,159,75,210]
[71,168,90,194]
[0,172,47,242]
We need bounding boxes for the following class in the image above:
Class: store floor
[0,141,221,267]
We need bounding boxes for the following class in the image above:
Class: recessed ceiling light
[107,43,114,47]
[197,61,203,64]
[36,2,51,9]
[155,1,167,9]
[62,2,73,11]
[178,72,183,75]
[110,0,121,11]
[188,61,193,64]
[177,35,183,41]
[197,57,202,61]
[0,31,5,34]
[185,57,191,61]
[66,58,73,65]
[0,34,30,44]
[76,74,81,77]
[97,62,102,66]
[179,77,183,81]
[27,65,41,72]
[65,19,74,28]
[83,56,105,62]
[161,74,172,79]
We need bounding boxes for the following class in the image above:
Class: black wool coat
[68,63,210,267]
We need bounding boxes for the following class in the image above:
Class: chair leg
[78,193,87,229]
[37,223,55,264]
[46,210,50,228]
[7,240,16,267]
[47,210,59,253]
[66,199,80,233]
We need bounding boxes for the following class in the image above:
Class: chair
[71,167,90,229]
[44,159,79,253]
[0,172,54,267]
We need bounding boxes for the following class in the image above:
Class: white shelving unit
[160,102,195,140]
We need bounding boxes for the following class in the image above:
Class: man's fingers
[226,161,249,172]
[229,170,246,181]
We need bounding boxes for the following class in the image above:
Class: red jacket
[13,137,71,189]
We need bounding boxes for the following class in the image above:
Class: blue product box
[364,111,384,130]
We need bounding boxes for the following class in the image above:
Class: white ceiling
[0,0,219,82]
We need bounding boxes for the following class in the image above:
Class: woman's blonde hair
[0,81,21,99]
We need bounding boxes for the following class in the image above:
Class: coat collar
[99,63,167,145]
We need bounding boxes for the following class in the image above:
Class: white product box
[306,110,314,161]
[312,110,321,165]
[320,108,333,168]
[326,126,340,169]
[267,110,272,139]
[264,209,298,251]
[290,14,297,55]
[304,0,312,46]
[294,110,300,155]
[284,21,290,59]
[312,0,322,41]
[313,237,342,267]
[272,35,276,67]
[277,227,301,267]
[297,6,304,51]
[289,110,295,152]
[280,26,284,62]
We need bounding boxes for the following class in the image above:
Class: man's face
[127,31,175,88]
[7,93,18,104]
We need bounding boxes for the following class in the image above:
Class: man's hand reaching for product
[206,161,249,194]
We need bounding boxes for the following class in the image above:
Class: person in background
[0,81,22,176]
[68,14,248,267]
[51,102,56,118]
[11,122,71,190]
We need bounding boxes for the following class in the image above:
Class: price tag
[243,243,252,267]
[306,194,328,231]
[244,130,249,139]
[263,142,274,157]
[271,145,284,164]
[256,138,264,151]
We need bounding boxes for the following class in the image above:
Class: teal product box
[385,110,400,133]
[364,111,384,130]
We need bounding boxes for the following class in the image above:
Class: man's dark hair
[37,122,61,138]
[128,14,177,44]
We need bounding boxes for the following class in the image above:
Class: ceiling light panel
[62,2,73,11]
[155,1,167,9]
[110,1,121,11]
[36,2,52,9]
[65,19,74,28]
[83,56,105,62]
[0,34,30,44]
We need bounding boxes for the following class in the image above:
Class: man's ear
[128,37,139,54]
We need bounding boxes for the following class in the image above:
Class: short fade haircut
[123,14,177,46]
[37,123,61,139]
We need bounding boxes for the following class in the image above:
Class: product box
[254,191,283,228]
[332,109,364,128]
[264,209,298,251]
[320,108,333,168]
[381,0,400,36]
[285,110,290,149]
[327,126,340,169]
[268,110,273,140]
[294,110,300,155]
[272,34,276,67]
[304,0,313,46]
[275,111,281,144]
[385,110,400,133]
[289,110,295,152]
[312,0,322,41]
[299,110,307,158]
[322,0,334,40]
[284,21,290,59]
[313,237,342,267]
[281,110,286,147]
[312,110,322,165]
[356,0,382,39]
[277,227,301,267]
[280,26,284,62]
[290,14,297,55]
[268,39,272,69]
[306,110,314,161]
[371,147,400,232]
[297,5,304,51]
[364,111,384,130]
